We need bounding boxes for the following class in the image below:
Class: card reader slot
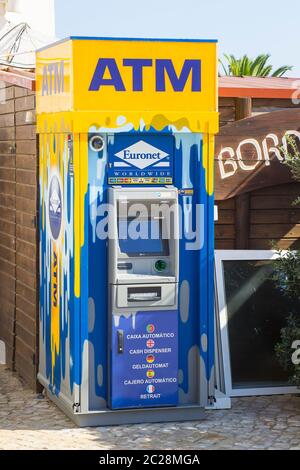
[127,286,162,302]
[117,330,124,354]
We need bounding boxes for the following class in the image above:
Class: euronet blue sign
[108,134,174,184]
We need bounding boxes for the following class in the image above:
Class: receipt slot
[37,37,218,426]
[109,187,179,408]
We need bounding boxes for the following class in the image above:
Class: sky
[54,0,300,76]
[8,0,55,38]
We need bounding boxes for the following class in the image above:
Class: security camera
[89,135,105,152]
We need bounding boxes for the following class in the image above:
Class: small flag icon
[146,385,155,393]
[146,339,155,348]
[146,354,155,363]
[147,370,155,378]
[146,324,155,333]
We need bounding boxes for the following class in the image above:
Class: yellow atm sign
[36,37,218,132]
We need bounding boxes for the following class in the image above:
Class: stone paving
[0,365,299,450]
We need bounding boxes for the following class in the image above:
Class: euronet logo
[114,141,169,170]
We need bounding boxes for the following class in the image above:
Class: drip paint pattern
[39,121,214,410]
[39,132,79,400]
[37,38,217,424]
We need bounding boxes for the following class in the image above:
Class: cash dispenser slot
[115,283,176,308]
[127,286,162,302]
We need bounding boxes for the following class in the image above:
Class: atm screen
[118,219,168,256]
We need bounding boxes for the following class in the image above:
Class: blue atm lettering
[42,61,65,96]
[89,58,201,92]
[52,252,58,308]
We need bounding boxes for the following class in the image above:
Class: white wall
[6,0,56,38]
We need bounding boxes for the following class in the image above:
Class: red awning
[218,76,300,99]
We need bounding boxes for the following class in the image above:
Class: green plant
[272,135,300,387]
[219,53,292,77]
[275,315,300,387]
[272,248,300,298]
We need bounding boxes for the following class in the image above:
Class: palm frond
[219,53,293,78]
[272,65,293,77]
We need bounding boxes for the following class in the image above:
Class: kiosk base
[43,387,206,427]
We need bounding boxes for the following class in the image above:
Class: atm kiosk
[36,37,218,426]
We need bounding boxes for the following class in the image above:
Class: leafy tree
[219,53,292,77]
[272,136,300,387]
[275,315,300,387]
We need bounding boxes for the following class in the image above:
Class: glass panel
[223,259,300,389]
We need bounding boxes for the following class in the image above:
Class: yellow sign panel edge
[36,38,219,134]
[36,39,74,114]
[71,39,217,112]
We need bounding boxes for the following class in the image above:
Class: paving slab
[0,365,299,450]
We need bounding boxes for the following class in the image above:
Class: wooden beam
[0,69,35,91]
[235,193,250,249]
[233,100,251,248]
[235,97,252,120]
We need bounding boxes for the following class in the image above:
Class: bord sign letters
[218,131,300,179]
[214,109,300,200]
[89,58,201,92]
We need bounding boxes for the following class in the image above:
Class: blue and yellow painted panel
[38,37,217,416]
[39,131,80,399]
